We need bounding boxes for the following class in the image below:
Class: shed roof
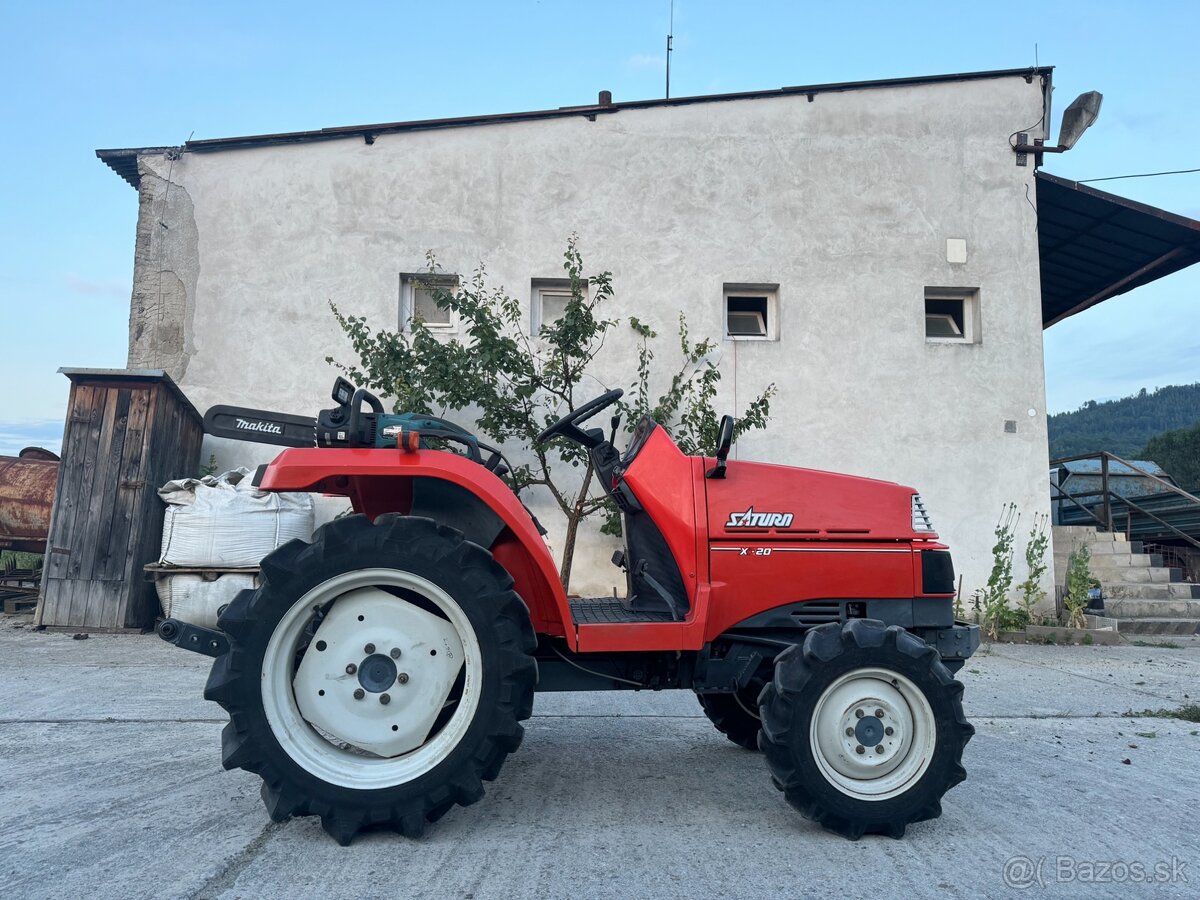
[59,368,202,423]
[1056,459,1170,478]
[1036,172,1200,327]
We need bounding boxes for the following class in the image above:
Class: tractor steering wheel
[535,388,624,449]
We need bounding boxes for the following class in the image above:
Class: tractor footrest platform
[569,598,674,626]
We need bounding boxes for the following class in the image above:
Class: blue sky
[2,0,1197,455]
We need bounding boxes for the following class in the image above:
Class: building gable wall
[129,75,1052,600]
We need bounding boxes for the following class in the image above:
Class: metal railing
[1049,451,1200,551]
[1144,542,1200,582]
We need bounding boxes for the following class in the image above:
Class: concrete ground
[1,617,1196,900]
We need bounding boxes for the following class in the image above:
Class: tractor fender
[255,447,571,637]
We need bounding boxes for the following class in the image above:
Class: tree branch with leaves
[327,236,776,592]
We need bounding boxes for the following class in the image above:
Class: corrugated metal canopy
[1037,171,1200,327]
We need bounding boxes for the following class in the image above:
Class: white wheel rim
[808,667,935,801]
[260,568,483,790]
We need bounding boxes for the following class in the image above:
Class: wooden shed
[36,369,203,632]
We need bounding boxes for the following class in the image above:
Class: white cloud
[0,420,63,457]
[626,53,665,70]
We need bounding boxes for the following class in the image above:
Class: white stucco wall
[127,74,1054,603]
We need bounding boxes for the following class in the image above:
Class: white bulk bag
[158,468,314,568]
[156,573,258,629]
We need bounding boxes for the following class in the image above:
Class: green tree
[599,316,776,536]
[621,315,775,456]
[1141,420,1200,490]
[328,237,774,591]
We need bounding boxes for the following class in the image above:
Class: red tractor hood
[705,459,932,542]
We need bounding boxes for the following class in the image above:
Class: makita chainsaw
[204,376,512,474]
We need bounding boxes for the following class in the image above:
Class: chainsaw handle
[349,388,384,446]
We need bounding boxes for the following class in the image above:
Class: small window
[400,273,458,331]
[531,278,584,333]
[413,285,450,326]
[724,284,779,340]
[924,288,980,343]
[925,312,962,338]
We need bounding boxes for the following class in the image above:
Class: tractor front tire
[759,619,973,840]
[204,514,537,845]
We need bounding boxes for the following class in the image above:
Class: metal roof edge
[1035,170,1200,234]
[95,146,177,190]
[1036,171,1200,328]
[95,66,1054,183]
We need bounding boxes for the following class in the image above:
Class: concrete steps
[1051,525,1200,634]
[1079,565,1180,584]
[1104,582,1200,600]
[1076,553,1154,569]
[1104,598,1200,618]
[1111,618,1200,636]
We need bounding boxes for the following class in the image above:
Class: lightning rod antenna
[666,0,674,99]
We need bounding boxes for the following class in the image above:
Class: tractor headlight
[911,494,935,532]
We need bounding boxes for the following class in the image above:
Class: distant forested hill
[1142,421,1200,490]
[1048,383,1200,459]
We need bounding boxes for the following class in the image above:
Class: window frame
[723,283,780,342]
[530,277,586,334]
[924,286,981,344]
[400,272,459,333]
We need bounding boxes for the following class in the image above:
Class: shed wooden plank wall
[36,371,202,631]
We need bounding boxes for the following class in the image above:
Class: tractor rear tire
[204,514,537,845]
[758,619,973,840]
[697,689,763,751]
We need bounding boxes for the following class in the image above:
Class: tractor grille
[911,494,935,532]
[787,601,844,627]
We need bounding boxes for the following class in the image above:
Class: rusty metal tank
[0,447,59,553]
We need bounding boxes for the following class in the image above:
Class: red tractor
[161,380,977,845]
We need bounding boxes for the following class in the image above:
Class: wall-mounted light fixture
[1014,91,1103,166]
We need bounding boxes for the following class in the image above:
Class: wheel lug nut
[353,688,365,700]
[397,672,409,685]
[875,745,885,754]
[390,647,402,659]
[885,726,894,736]
[345,663,357,675]
[845,727,854,737]
[364,643,376,654]
[874,709,885,718]
[855,745,865,755]
[380,693,391,705]
[855,709,865,719]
